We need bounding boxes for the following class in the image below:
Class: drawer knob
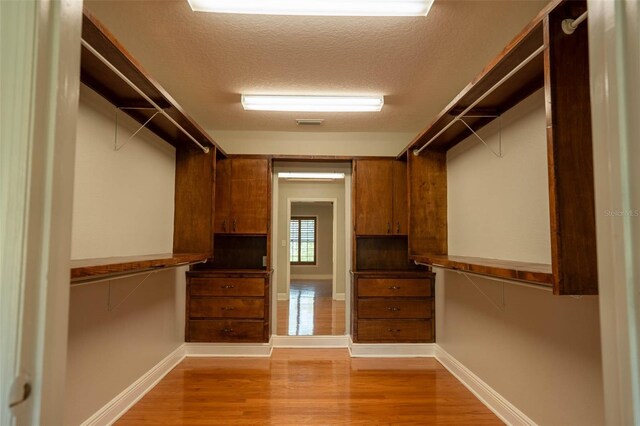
[387,307,401,311]
[387,328,401,333]
[221,284,235,289]
[388,285,401,290]
[221,307,235,311]
[222,328,234,334]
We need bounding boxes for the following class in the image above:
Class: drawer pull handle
[221,307,235,311]
[387,328,402,333]
[222,328,234,334]
[388,286,401,290]
[221,285,235,289]
[387,307,401,311]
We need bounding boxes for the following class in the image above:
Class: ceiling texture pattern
[85,0,548,147]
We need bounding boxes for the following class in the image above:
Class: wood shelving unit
[81,9,224,155]
[404,0,597,295]
[71,11,224,285]
[70,253,208,284]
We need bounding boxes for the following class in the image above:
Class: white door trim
[0,1,82,424]
[286,198,338,300]
[587,1,640,424]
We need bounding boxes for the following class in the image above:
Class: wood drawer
[190,298,264,319]
[190,277,265,297]
[357,319,433,342]
[357,299,432,319]
[188,320,265,342]
[357,278,432,297]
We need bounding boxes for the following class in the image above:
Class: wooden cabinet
[351,271,435,343]
[354,159,407,236]
[214,158,270,235]
[186,271,271,343]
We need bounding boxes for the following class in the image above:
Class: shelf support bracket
[458,271,506,312]
[107,272,153,312]
[455,116,502,158]
[114,108,161,151]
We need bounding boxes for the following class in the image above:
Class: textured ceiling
[84,0,548,137]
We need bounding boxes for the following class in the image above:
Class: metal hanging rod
[81,39,210,154]
[413,44,546,156]
[562,11,588,35]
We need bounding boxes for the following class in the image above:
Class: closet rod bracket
[455,116,502,158]
[562,11,588,35]
[114,108,161,151]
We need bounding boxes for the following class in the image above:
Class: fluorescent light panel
[188,0,433,16]
[242,95,384,112]
[278,172,345,179]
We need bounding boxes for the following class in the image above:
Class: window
[290,216,316,265]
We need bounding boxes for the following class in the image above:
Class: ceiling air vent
[296,119,324,126]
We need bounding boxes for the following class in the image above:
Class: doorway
[271,162,351,338]
[278,200,345,336]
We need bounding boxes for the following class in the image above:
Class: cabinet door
[392,161,408,235]
[355,160,393,235]
[230,159,269,234]
[214,158,231,233]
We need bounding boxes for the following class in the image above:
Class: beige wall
[290,202,333,277]
[211,130,413,156]
[439,89,604,425]
[65,86,185,425]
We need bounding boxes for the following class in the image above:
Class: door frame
[285,198,339,299]
[0,0,81,424]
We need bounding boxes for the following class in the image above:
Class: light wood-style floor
[116,349,502,425]
[277,280,345,336]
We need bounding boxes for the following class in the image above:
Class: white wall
[439,89,604,425]
[290,202,333,277]
[211,130,413,156]
[65,86,186,425]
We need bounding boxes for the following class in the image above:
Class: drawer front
[190,277,265,297]
[357,278,432,297]
[357,319,433,342]
[358,299,432,319]
[190,298,265,319]
[188,320,265,342]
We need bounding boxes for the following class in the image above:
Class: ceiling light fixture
[241,95,384,112]
[187,0,433,17]
[278,172,345,180]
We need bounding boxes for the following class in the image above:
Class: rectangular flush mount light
[278,172,345,180]
[188,0,433,17]
[241,95,384,112]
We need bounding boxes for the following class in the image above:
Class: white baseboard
[348,340,436,358]
[184,342,273,357]
[434,346,537,426]
[290,274,333,280]
[277,292,289,301]
[81,344,186,426]
[272,335,350,348]
[333,293,345,300]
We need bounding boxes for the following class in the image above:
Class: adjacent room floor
[277,279,345,336]
[116,349,502,425]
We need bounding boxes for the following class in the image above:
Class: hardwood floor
[116,349,502,425]
[277,280,345,336]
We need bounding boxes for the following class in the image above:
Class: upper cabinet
[215,158,270,235]
[354,159,407,236]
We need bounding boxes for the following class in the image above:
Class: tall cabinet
[351,158,434,343]
[186,156,273,343]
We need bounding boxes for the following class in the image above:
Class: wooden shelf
[80,9,224,154]
[411,254,553,286]
[70,253,209,284]
[399,1,559,156]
